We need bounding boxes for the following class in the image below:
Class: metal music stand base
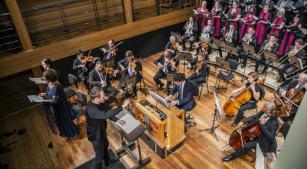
[199,108,219,141]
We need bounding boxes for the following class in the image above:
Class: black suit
[88,69,117,98]
[255,40,279,73]
[153,55,177,95]
[172,80,196,111]
[187,63,208,85]
[120,60,142,95]
[230,111,278,159]
[85,101,123,169]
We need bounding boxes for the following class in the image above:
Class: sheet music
[27,95,52,103]
[149,91,170,109]
[193,9,199,15]
[29,77,47,84]
[213,92,224,120]
[115,112,141,134]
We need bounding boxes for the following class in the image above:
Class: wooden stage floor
[0,52,284,169]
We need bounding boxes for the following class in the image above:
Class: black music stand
[177,52,193,73]
[213,39,225,57]
[242,44,256,81]
[224,44,239,56]
[199,92,223,141]
[112,110,150,169]
[263,51,278,81]
[214,57,232,90]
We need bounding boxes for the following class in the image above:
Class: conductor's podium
[132,94,185,158]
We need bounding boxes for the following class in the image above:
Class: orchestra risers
[132,95,185,158]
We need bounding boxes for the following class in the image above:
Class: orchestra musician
[85,87,130,169]
[194,1,209,37]
[223,101,278,169]
[72,50,90,88]
[153,49,177,95]
[88,60,117,99]
[269,8,285,40]
[200,19,215,42]
[238,6,256,42]
[196,39,212,60]
[165,73,197,132]
[165,36,178,56]
[277,39,306,82]
[210,1,223,39]
[182,17,198,51]
[255,33,279,74]
[187,54,209,86]
[231,72,265,126]
[255,4,271,46]
[119,51,142,97]
[278,14,302,57]
[223,22,239,61]
[100,39,118,61]
[239,27,256,67]
[41,58,61,81]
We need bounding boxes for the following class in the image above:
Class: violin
[129,57,137,72]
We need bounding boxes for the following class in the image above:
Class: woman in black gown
[39,69,78,138]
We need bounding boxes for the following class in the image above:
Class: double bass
[223,78,264,116]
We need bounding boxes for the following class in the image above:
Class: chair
[67,73,79,89]
[198,65,210,100]
[215,59,238,90]
[64,87,76,99]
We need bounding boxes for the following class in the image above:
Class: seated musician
[118,50,134,72]
[200,20,215,42]
[153,50,177,94]
[196,39,212,61]
[239,27,256,68]
[182,17,198,51]
[89,60,117,99]
[255,33,279,74]
[119,51,142,97]
[231,72,265,127]
[187,55,208,85]
[223,22,239,61]
[72,50,90,88]
[100,39,118,61]
[277,39,306,82]
[165,36,178,56]
[165,73,197,131]
[223,101,278,169]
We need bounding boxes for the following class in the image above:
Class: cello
[223,78,264,117]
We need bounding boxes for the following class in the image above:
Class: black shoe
[222,155,234,162]
[231,123,237,127]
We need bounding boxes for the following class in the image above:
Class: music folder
[113,109,145,142]
[29,77,47,85]
[289,55,303,70]
[27,95,52,103]
[243,44,255,55]
[224,45,238,56]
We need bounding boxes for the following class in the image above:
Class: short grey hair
[265,101,276,113]
[170,36,176,43]
[299,73,307,83]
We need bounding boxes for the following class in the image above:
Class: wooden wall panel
[0,8,192,78]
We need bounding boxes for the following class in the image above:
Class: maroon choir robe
[255,11,271,46]
[224,7,240,31]
[211,7,222,38]
[269,16,285,39]
[239,13,256,41]
[278,23,300,57]
[194,7,209,29]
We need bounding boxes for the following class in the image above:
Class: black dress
[46,84,78,138]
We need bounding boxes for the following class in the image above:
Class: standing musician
[194,1,209,37]
[89,60,117,99]
[238,7,256,42]
[223,101,278,169]
[231,72,264,126]
[277,39,306,82]
[165,73,197,132]
[255,33,279,74]
[100,39,118,61]
[72,50,90,88]
[153,50,177,95]
[200,19,215,42]
[182,17,198,51]
[278,14,302,57]
[210,1,223,39]
[85,87,130,169]
[239,27,256,67]
[223,1,241,31]
[223,22,239,61]
[269,8,285,40]
[255,4,271,46]
[119,51,142,97]
[187,54,208,85]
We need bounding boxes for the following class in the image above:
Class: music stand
[199,92,222,141]
[149,91,170,109]
[213,39,225,48]
[289,55,303,70]
[102,57,115,67]
[243,44,255,55]
[177,52,193,73]
[264,51,278,63]
[224,44,239,56]
[214,57,231,90]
